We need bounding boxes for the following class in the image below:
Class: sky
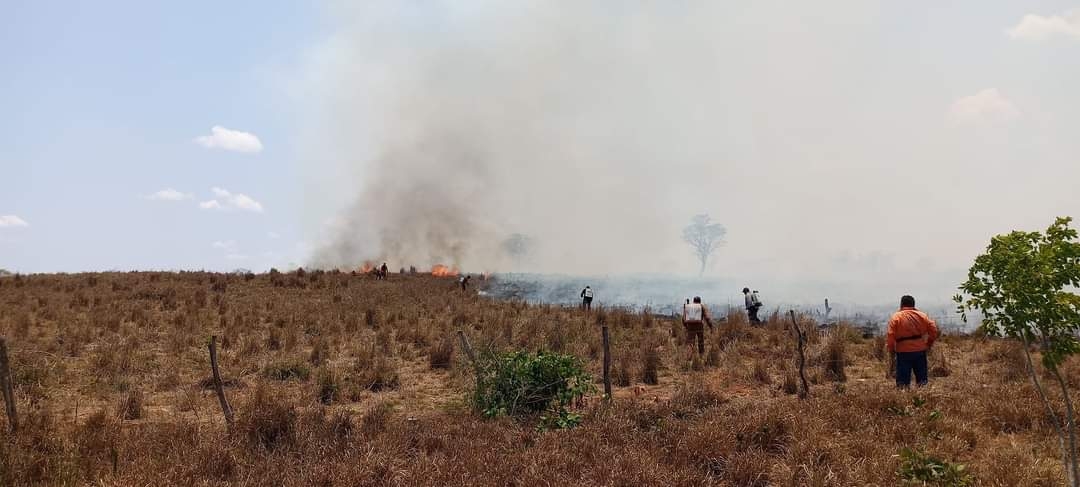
[2,1,1079,307]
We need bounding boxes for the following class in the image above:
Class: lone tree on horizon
[683,214,726,276]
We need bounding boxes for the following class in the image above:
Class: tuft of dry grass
[640,344,660,385]
[821,329,847,382]
[118,388,144,420]
[236,384,297,451]
[428,335,455,369]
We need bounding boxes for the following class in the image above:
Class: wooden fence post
[602,326,612,400]
[788,311,810,399]
[0,338,16,433]
[208,336,234,427]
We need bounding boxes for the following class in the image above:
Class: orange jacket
[887,307,939,353]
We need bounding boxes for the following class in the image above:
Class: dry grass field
[0,270,1075,486]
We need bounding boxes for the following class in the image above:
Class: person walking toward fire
[580,286,594,311]
[886,295,940,388]
[682,296,714,355]
[743,287,762,324]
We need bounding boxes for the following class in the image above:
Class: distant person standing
[682,296,715,355]
[379,263,389,280]
[580,286,594,311]
[459,274,471,292]
[743,288,762,324]
[886,295,940,388]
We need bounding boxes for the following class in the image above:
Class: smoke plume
[300,1,1079,306]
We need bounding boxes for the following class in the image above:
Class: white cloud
[212,240,238,251]
[947,89,1019,125]
[193,126,264,153]
[199,187,264,213]
[146,188,192,201]
[267,231,281,240]
[1007,9,1080,41]
[0,215,29,228]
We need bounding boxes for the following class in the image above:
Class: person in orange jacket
[886,295,940,387]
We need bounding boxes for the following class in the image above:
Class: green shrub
[472,350,594,429]
[896,448,973,486]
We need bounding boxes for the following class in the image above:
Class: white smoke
[297,1,1080,306]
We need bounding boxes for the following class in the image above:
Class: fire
[431,264,459,277]
[360,261,375,273]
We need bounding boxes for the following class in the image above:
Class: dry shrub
[263,359,311,381]
[781,370,798,395]
[118,388,144,420]
[873,335,887,362]
[978,442,1061,486]
[302,408,355,445]
[669,381,724,417]
[266,327,283,351]
[316,367,341,405]
[428,335,455,369]
[614,352,632,387]
[724,451,770,487]
[705,343,721,368]
[641,345,660,385]
[355,356,400,392]
[981,392,1035,433]
[929,346,951,377]
[309,338,330,367]
[237,384,297,451]
[752,360,772,385]
[736,406,793,454]
[193,442,237,481]
[73,409,121,477]
[983,339,1028,381]
[360,401,395,437]
[719,320,752,350]
[821,330,847,382]
[376,327,395,355]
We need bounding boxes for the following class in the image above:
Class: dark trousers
[685,323,705,355]
[895,350,928,387]
[582,297,592,310]
[748,306,761,324]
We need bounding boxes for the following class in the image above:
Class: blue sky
[2,1,320,272]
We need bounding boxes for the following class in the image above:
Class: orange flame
[431,264,459,277]
[360,261,375,273]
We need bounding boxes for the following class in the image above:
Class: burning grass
[0,271,1071,485]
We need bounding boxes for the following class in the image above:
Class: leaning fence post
[602,326,612,400]
[0,338,16,432]
[457,330,478,365]
[788,311,810,399]
[208,336,234,427]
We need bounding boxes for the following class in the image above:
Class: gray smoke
[298,1,1074,308]
[304,1,749,274]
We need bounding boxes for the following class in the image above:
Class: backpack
[684,303,703,323]
[751,292,762,307]
[583,288,593,298]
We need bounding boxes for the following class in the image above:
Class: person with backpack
[886,295,940,387]
[743,287,763,324]
[682,296,715,355]
[580,286,594,311]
